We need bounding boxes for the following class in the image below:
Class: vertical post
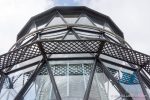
[83,59,97,100]
[14,61,45,100]
[67,63,69,96]
[82,63,87,90]
[83,40,106,100]
[140,70,150,89]
[0,71,6,94]
[136,71,150,100]
[46,61,61,100]
[37,41,61,100]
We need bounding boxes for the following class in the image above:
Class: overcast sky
[0,0,150,55]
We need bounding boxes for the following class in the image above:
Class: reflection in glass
[47,14,66,27]
[49,60,94,100]
[0,70,34,100]
[41,30,68,40]
[23,66,56,100]
[89,65,121,100]
[76,14,95,26]
[0,89,17,100]
[104,23,113,32]
[100,55,131,67]
[49,53,94,59]
[103,62,146,100]
[63,15,79,24]
[28,22,37,34]
[74,30,102,40]
[144,83,150,98]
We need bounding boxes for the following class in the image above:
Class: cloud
[0,0,54,54]
[73,0,81,3]
[81,0,150,54]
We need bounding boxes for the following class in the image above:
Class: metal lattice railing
[0,39,150,75]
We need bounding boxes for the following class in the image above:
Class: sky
[0,0,150,55]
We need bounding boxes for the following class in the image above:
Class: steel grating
[102,42,150,66]
[41,40,102,54]
[0,43,41,69]
[0,39,150,75]
[143,64,150,74]
[102,42,150,74]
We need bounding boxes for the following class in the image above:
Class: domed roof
[17,6,124,40]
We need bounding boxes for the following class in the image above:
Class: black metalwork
[46,61,61,100]
[0,6,149,100]
[17,7,124,40]
[0,71,6,93]
[101,58,137,71]
[141,71,150,89]
[6,61,40,75]
[37,40,62,100]
[1,39,150,75]
[97,59,133,100]
[14,60,45,100]
[83,59,97,100]
[136,71,150,100]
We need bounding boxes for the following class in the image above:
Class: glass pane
[92,17,105,29]
[23,66,56,100]
[49,60,94,100]
[94,22,104,29]
[89,65,121,100]
[104,23,113,32]
[49,53,95,59]
[47,14,66,27]
[65,17,78,24]
[37,23,47,30]
[20,35,35,46]
[105,34,121,43]
[73,26,100,32]
[28,23,36,34]
[103,62,146,100]
[41,30,68,40]
[74,30,103,40]
[121,82,145,100]
[10,56,42,71]
[0,89,17,100]
[11,71,34,91]
[64,31,78,40]
[100,54,131,67]
[0,70,35,100]
[63,15,79,24]
[76,14,95,26]
[143,82,150,98]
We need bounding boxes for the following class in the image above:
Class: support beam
[0,71,6,94]
[97,59,133,100]
[37,41,62,100]
[46,61,61,100]
[37,42,47,60]
[71,28,95,57]
[14,60,45,100]
[96,41,105,57]
[140,71,150,89]
[83,59,97,100]
[136,71,150,100]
